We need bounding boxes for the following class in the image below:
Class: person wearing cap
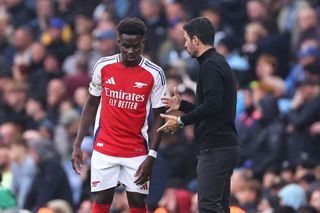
[41,17,73,63]
[285,38,320,98]
[93,20,118,58]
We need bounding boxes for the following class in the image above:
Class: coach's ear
[192,35,200,45]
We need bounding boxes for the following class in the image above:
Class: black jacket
[24,159,73,212]
[180,48,238,150]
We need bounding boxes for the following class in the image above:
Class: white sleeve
[89,59,104,96]
[151,69,166,108]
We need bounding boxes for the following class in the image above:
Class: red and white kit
[89,54,166,193]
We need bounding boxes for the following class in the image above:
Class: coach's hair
[117,17,147,36]
[183,17,215,45]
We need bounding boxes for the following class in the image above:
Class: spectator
[24,139,72,212]
[41,18,73,63]
[94,24,118,58]
[286,77,320,163]
[309,188,320,212]
[5,0,35,27]
[139,0,167,56]
[285,38,319,98]
[8,136,36,208]
[29,0,55,38]
[62,32,100,76]
[295,7,320,53]
[235,179,261,213]
[0,143,12,189]
[46,79,67,124]
[278,183,306,210]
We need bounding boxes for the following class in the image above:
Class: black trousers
[197,145,240,213]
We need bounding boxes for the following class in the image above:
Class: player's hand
[157,114,179,134]
[71,144,83,175]
[161,87,182,113]
[134,156,154,185]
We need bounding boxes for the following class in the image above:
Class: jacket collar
[197,48,215,64]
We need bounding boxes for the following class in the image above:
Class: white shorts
[90,150,150,194]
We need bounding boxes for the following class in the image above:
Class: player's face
[118,34,144,66]
[184,31,196,58]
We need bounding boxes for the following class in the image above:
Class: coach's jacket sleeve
[181,61,224,126]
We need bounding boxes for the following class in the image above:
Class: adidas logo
[106,77,116,85]
[140,182,149,190]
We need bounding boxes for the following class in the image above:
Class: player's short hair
[117,17,147,37]
[183,17,215,45]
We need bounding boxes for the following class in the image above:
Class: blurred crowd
[0,0,320,212]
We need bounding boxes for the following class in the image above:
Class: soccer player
[71,17,166,213]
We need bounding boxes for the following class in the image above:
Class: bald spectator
[295,7,320,52]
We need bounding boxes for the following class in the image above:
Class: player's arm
[71,94,100,175]
[135,65,167,185]
[149,107,166,151]
[134,107,166,185]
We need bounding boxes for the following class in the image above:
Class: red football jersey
[89,54,166,157]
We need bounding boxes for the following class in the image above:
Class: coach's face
[184,31,197,58]
[118,34,144,67]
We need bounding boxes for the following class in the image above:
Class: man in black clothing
[158,17,240,213]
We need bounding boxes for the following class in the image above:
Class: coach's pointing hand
[161,87,182,113]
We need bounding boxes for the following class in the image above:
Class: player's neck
[120,54,142,67]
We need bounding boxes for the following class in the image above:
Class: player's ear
[117,34,121,46]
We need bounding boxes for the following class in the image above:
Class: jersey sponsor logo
[97,142,104,147]
[106,88,146,110]
[91,181,101,187]
[133,82,148,88]
[106,77,116,85]
[140,182,149,190]
[105,88,145,102]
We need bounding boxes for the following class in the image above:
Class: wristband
[148,149,157,159]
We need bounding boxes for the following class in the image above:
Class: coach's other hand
[157,114,179,134]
